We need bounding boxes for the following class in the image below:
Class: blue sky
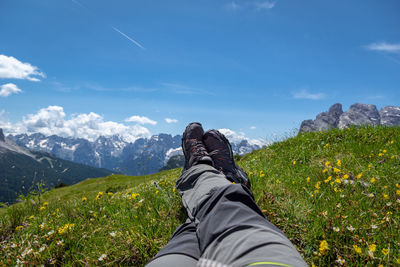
[0,0,399,142]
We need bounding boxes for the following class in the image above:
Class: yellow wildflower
[335,178,341,184]
[292,160,296,165]
[343,174,349,179]
[333,168,340,173]
[315,182,321,190]
[368,164,372,169]
[334,187,338,192]
[323,143,329,148]
[383,149,387,153]
[306,177,310,183]
[370,177,376,183]
[130,193,140,200]
[356,173,362,179]
[336,159,341,166]
[82,197,87,202]
[353,244,362,254]
[260,173,265,177]
[378,153,384,157]
[382,193,389,199]
[322,169,328,173]
[29,215,35,220]
[107,192,114,196]
[396,190,400,195]
[58,223,75,234]
[15,225,23,231]
[95,192,103,200]
[396,183,400,189]
[369,244,376,252]
[325,161,330,167]
[390,140,394,144]
[391,155,395,159]
[319,240,329,255]
[382,248,389,255]
[43,202,49,206]
[40,206,46,211]
[155,190,159,195]
[324,176,332,183]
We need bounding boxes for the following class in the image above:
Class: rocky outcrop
[338,103,380,129]
[299,103,400,133]
[299,120,316,133]
[299,103,343,133]
[315,103,343,131]
[379,106,400,126]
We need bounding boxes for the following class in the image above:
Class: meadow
[1,126,399,266]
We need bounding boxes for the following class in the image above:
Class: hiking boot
[203,129,251,188]
[182,122,213,171]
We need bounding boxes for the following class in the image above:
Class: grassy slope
[1,126,399,266]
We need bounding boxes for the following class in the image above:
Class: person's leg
[146,254,197,267]
[145,219,200,267]
[196,184,307,267]
[179,127,306,266]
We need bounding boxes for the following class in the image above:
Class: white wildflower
[109,232,116,237]
[347,225,355,231]
[98,254,107,261]
[47,230,55,236]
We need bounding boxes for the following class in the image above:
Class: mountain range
[7,131,265,176]
[0,129,113,204]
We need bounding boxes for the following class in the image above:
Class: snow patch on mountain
[164,147,183,164]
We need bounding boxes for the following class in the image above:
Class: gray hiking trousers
[146,164,307,267]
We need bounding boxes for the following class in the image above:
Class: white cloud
[0,83,22,97]
[292,89,326,100]
[0,54,45,81]
[250,126,256,130]
[365,42,400,53]
[254,1,275,10]
[1,106,151,142]
[125,115,157,125]
[165,118,178,123]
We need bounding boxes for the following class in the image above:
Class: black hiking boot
[182,122,213,171]
[203,129,251,188]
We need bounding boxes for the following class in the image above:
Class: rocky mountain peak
[299,103,400,133]
[299,103,343,133]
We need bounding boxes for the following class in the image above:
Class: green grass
[1,126,399,266]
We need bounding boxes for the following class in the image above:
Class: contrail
[71,0,86,9]
[70,0,145,51]
[112,27,145,50]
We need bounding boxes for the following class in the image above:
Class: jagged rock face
[314,103,343,131]
[0,128,4,142]
[379,106,400,126]
[299,103,400,134]
[338,103,380,129]
[299,120,316,133]
[299,103,343,133]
